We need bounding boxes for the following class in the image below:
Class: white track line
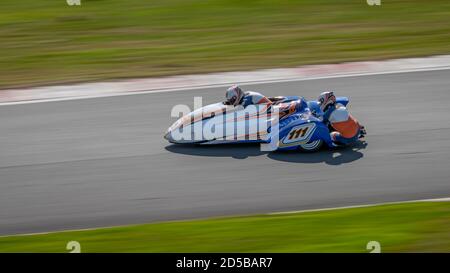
[1,197,448,238]
[0,56,450,106]
[268,197,450,215]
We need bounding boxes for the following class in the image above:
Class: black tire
[297,139,324,152]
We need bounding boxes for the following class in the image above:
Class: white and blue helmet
[318,91,336,111]
[225,85,244,106]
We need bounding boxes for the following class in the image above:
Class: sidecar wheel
[298,139,323,152]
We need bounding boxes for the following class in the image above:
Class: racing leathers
[323,104,361,145]
[239,91,272,107]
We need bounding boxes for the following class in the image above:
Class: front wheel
[298,139,323,152]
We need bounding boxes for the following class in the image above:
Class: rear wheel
[298,139,323,152]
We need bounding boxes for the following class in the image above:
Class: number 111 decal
[282,123,316,144]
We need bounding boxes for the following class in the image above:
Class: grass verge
[1,0,450,88]
[0,201,449,252]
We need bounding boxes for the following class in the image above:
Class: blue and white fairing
[165,96,351,151]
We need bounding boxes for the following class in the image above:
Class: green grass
[0,0,450,88]
[0,201,449,253]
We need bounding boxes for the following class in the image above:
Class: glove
[359,126,367,138]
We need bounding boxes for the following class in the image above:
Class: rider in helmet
[318,91,363,145]
[225,85,272,107]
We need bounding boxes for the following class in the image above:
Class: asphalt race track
[1,70,450,235]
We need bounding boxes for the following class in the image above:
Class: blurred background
[1,0,449,89]
[0,0,450,253]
